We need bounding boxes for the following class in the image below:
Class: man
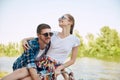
[1,23,53,80]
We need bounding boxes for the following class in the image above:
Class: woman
[23,13,80,79]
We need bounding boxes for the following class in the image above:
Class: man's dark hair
[37,23,51,34]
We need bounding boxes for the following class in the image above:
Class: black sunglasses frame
[60,16,69,20]
[41,32,53,37]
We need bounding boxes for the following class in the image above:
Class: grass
[0,72,9,78]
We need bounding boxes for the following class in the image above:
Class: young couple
[1,14,80,80]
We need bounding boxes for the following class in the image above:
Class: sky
[0,0,120,44]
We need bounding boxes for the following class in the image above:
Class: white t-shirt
[36,49,45,60]
[47,31,80,63]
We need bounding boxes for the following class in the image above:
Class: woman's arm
[55,46,78,75]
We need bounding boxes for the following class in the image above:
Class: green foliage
[0,42,23,57]
[75,26,120,62]
[95,26,120,57]
[0,72,9,78]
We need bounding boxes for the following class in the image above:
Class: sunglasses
[41,32,53,37]
[59,16,69,20]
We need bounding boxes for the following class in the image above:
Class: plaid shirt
[13,38,40,70]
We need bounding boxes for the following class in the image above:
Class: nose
[47,36,51,38]
[46,36,51,39]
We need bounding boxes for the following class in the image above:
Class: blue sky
[0,0,120,44]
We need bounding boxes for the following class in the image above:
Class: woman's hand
[54,69,61,77]
[21,37,34,51]
[54,65,64,76]
[21,38,30,51]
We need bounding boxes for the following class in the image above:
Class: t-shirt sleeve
[73,36,80,47]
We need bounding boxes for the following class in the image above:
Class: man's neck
[38,39,46,50]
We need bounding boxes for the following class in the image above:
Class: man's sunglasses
[41,32,53,37]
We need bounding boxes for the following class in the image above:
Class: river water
[0,57,120,80]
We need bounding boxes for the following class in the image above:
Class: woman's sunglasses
[41,32,53,37]
[59,16,69,20]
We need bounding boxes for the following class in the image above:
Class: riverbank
[0,57,120,80]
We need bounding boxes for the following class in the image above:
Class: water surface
[69,57,120,80]
[0,57,120,80]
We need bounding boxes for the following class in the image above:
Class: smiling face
[58,15,71,27]
[37,28,53,44]
[58,14,75,34]
[36,23,53,44]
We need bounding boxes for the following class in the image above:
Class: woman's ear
[68,20,73,25]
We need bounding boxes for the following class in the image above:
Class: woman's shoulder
[71,34,79,40]
[71,35,80,45]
